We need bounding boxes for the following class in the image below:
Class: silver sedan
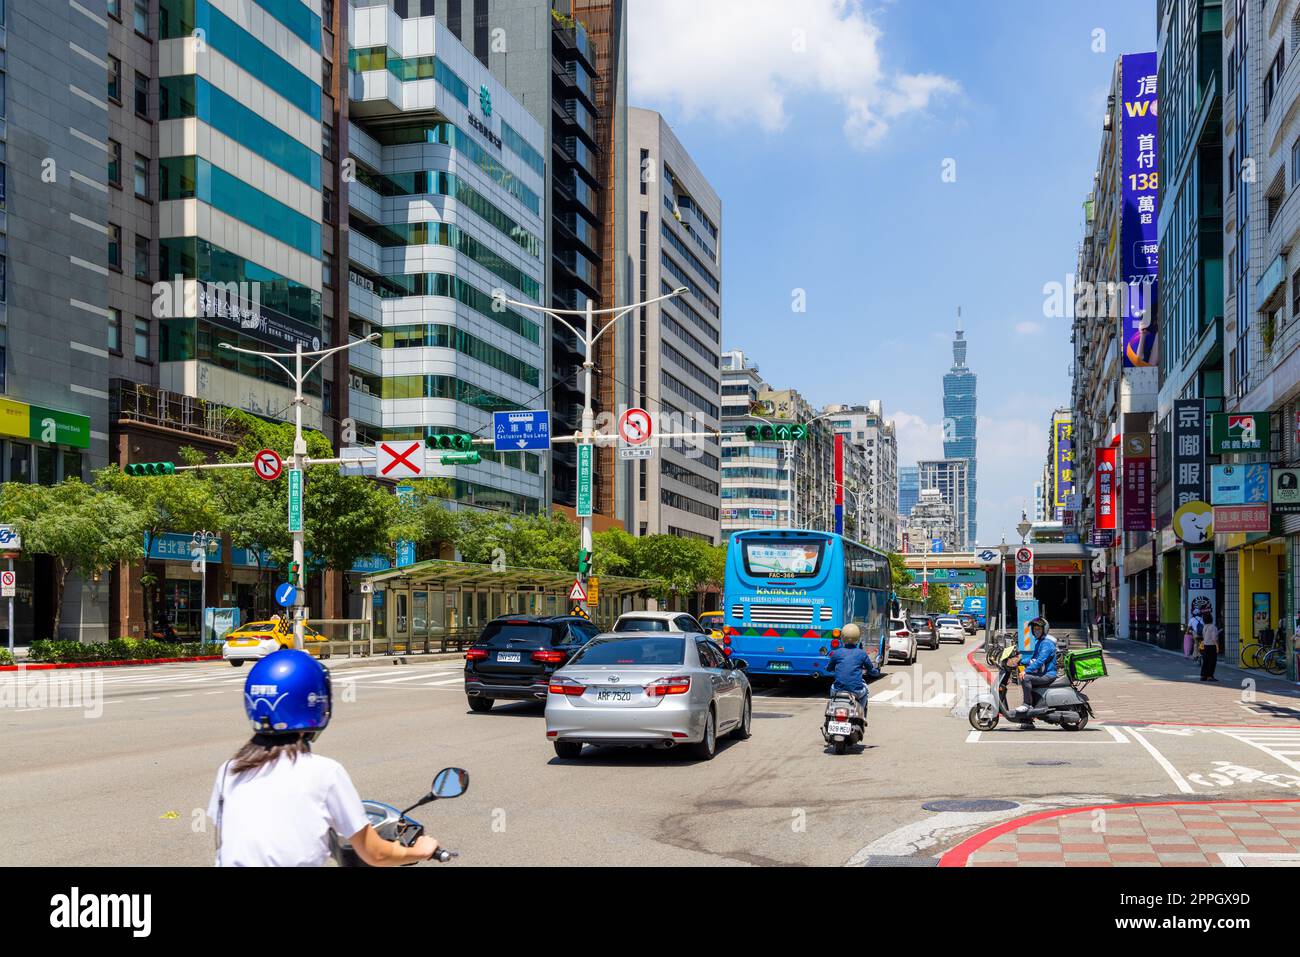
[544,633,752,761]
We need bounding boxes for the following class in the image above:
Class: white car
[886,618,917,664]
[612,611,707,635]
[936,617,966,644]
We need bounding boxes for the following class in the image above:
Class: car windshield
[478,621,562,647]
[614,617,671,632]
[569,636,686,665]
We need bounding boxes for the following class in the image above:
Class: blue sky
[629,0,1157,545]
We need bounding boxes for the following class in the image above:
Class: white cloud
[628,0,959,149]
[1015,320,1043,335]
[891,410,944,464]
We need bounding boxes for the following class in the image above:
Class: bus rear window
[743,540,824,578]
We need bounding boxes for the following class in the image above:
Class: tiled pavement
[980,638,1300,727]
[940,800,1300,867]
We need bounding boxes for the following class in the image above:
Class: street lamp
[495,287,688,613]
[1017,514,1033,545]
[191,529,219,642]
[218,333,380,649]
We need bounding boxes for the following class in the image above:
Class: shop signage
[1210,463,1269,506]
[1052,415,1074,509]
[1173,500,1214,544]
[1212,504,1269,534]
[468,112,502,149]
[0,397,91,449]
[196,283,321,353]
[1123,431,1153,530]
[1273,467,1300,514]
[1173,398,1207,523]
[1210,412,1271,453]
[1186,550,1216,627]
[1119,51,1159,368]
[1095,447,1117,530]
[1089,529,1114,547]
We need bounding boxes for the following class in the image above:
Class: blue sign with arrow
[493,410,551,451]
[1016,575,1033,593]
[275,582,298,608]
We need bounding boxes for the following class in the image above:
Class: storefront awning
[363,558,656,598]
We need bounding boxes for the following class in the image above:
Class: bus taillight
[830,639,840,649]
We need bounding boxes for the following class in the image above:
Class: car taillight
[465,647,488,661]
[547,681,586,695]
[834,708,849,720]
[831,638,840,649]
[647,676,691,696]
[900,630,910,637]
[532,649,566,664]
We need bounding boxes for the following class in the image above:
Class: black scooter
[968,646,1092,732]
[330,767,468,866]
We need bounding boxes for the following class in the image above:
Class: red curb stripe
[968,645,993,682]
[938,798,1300,868]
[0,655,221,671]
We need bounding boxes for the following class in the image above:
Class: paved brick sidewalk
[940,800,1300,867]
[976,638,1300,727]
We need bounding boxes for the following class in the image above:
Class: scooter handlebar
[432,848,458,863]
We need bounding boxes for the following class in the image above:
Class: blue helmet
[244,649,332,736]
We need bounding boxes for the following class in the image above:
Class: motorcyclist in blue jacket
[1015,616,1058,714]
[826,623,880,711]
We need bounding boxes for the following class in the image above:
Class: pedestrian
[1183,619,1196,658]
[1199,611,1219,681]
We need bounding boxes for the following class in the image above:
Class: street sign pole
[6,557,12,657]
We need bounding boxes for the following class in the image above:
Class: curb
[1111,636,1297,691]
[938,797,1300,867]
[0,655,222,672]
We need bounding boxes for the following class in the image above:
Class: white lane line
[205,691,224,695]
[927,692,955,707]
[871,688,901,702]
[966,730,981,743]
[135,697,160,702]
[372,672,449,685]
[171,694,193,699]
[1124,727,1195,794]
[1103,723,1128,743]
[424,676,465,687]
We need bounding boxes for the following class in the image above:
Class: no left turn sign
[254,449,284,482]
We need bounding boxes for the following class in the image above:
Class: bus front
[722,530,844,678]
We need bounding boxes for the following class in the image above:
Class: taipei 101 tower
[942,309,977,546]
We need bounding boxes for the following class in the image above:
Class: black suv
[463,615,601,712]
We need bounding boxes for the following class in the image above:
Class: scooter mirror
[432,767,469,799]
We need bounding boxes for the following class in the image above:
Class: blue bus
[961,596,987,628]
[721,529,891,679]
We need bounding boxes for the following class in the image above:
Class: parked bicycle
[1240,630,1288,676]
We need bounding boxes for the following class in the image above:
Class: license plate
[827,721,853,735]
[595,688,632,702]
[768,661,791,671]
[496,652,521,663]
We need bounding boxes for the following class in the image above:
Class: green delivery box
[1065,647,1107,681]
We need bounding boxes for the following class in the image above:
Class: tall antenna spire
[956,305,962,333]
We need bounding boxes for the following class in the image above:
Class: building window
[108,0,120,19]
[108,140,121,186]
[322,0,333,24]
[134,234,149,281]
[0,162,5,209]
[108,56,121,102]
[639,148,649,195]
[0,326,7,393]
[108,224,121,270]
[1293,270,1300,319]
[323,254,336,288]
[62,451,83,483]
[322,59,333,95]
[134,71,149,117]
[133,0,148,36]
[134,317,150,360]
[0,254,6,303]
[322,123,334,162]
[108,308,122,353]
[8,442,28,483]
[134,154,148,198]
[323,187,334,223]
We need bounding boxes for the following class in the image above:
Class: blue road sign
[931,539,944,553]
[977,548,997,563]
[493,410,551,451]
[1016,575,1033,593]
[275,582,298,607]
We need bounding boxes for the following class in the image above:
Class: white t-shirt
[207,751,371,867]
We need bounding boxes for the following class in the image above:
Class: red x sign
[376,441,424,478]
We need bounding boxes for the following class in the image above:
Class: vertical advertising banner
[1120,52,1159,368]
[1053,415,1075,509]
[1096,447,1118,530]
[1172,398,1210,544]
[1186,548,1216,629]
[1123,432,1153,530]
[833,434,844,536]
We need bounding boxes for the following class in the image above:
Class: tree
[634,535,713,602]
[592,527,639,578]
[0,480,147,639]
[457,510,579,571]
[97,462,220,628]
[390,478,457,560]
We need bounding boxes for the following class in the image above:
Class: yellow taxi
[699,610,725,643]
[222,617,326,667]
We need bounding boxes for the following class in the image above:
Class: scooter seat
[1048,675,1072,688]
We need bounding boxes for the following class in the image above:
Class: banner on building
[1212,504,1270,534]
[1053,414,1074,509]
[1273,467,1300,514]
[1120,52,1159,368]
[1210,463,1270,506]
[1123,431,1153,530]
[1095,447,1117,530]
[1172,398,1207,521]
[1210,412,1271,454]
[1185,549,1216,629]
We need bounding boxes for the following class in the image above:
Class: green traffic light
[126,462,175,476]
[439,451,480,465]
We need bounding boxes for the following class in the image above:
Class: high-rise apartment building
[898,464,919,523]
[625,107,721,542]
[942,315,977,545]
[824,402,897,550]
[720,350,782,535]
[906,488,954,553]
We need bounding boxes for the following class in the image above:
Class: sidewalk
[940,799,1300,867]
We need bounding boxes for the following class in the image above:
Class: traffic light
[438,451,481,465]
[287,560,301,582]
[124,462,176,476]
[744,423,809,442]
[426,433,475,452]
[577,548,592,575]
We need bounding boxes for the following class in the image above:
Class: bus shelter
[362,559,656,651]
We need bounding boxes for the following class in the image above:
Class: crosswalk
[0,660,469,708]
[1215,728,1300,774]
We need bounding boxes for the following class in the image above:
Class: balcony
[111,380,242,445]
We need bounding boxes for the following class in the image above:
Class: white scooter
[330,767,468,866]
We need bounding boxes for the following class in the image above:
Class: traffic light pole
[498,287,688,615]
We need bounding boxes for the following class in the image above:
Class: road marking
[1214,729,1300,774]
[424,676,464,687]
[372,672,448,685]
[966,730,981,743]
[1123,727,1195,794]
[871,689,901,702]
[1103,723,1128,743]
[171,694,193,698]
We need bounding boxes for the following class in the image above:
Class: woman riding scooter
[1015,616,1057,717]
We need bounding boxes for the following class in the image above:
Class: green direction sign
[576,444,593,517]
[905,568,984,583]
[1210,413,1271,454]
[287,468,303,532]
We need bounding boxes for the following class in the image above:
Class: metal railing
[111,380,242,444]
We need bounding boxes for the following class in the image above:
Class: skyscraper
[942,313,977,545]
